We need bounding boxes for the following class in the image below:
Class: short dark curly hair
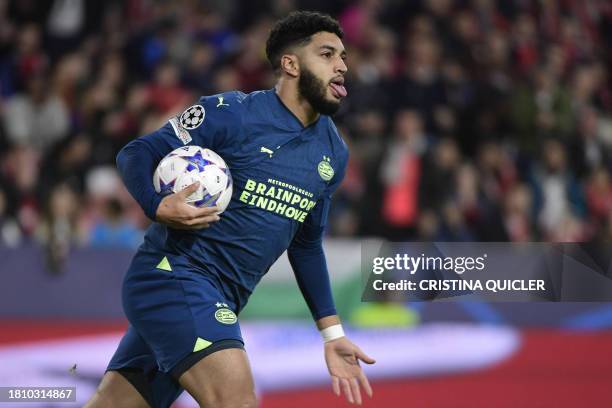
[266,11,343,71]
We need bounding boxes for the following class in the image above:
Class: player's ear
[280,54,299,78]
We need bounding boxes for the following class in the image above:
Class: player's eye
[322,52,332,58]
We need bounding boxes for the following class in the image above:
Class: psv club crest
[318,156,334,181]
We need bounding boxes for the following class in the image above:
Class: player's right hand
[156,182,220,230]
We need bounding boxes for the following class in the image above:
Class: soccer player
[85,11,374,408]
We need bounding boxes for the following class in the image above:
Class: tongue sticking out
[329,83,348,98]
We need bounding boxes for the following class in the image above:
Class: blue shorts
[107,250,244,404]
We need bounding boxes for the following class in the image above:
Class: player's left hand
[324,336,375,405]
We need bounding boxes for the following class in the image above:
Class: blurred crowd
[0,0,611,268]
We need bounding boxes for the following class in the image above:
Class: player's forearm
[116,139,164,220]
[288,234,337,320]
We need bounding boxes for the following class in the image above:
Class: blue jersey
[116,89,348,317]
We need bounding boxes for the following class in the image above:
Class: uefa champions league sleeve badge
[179,104,206,130]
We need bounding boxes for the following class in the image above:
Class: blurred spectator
[585,167,612,223]
[52,51,90,109]
[476,141,516,205]
[454,163,480,227]
[46,0,85,57]
[88,198,143,249]
[437,202,474,241]
[39,133,92,195]
[11,23,48,90]
[502,184,535,242]
[3,73,69,151]
[338,0,382,50]
[379,110,428,238]
[391,31,446,129]
[570,106,611,178]
[145,61,192,114]
[37,182,80,273]
[329,127,362,236]
[0,186,22,247]
[530,138,586,241]
[182,42,217,95]
[415,209,440,241]
[510,67,572,152]
[1,146,41,236]
[420,137,460,213]
[350,110,386,236]
[234,17,273,92]
[512,13,539,75]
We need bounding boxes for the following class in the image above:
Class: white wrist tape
[320,324,345,342]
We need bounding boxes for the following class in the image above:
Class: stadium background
[1,0,612,406]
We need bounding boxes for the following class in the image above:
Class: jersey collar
[266,89,324,131]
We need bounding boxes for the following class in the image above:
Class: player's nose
[336,57,347,75]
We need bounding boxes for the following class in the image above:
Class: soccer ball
[153,146,233,213]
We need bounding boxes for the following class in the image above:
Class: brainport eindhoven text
[372,279,546,292]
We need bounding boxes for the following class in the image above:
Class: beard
[298,66,341,116]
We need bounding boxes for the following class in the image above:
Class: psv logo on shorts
[179,104,205,130]
[215,308,237,324]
